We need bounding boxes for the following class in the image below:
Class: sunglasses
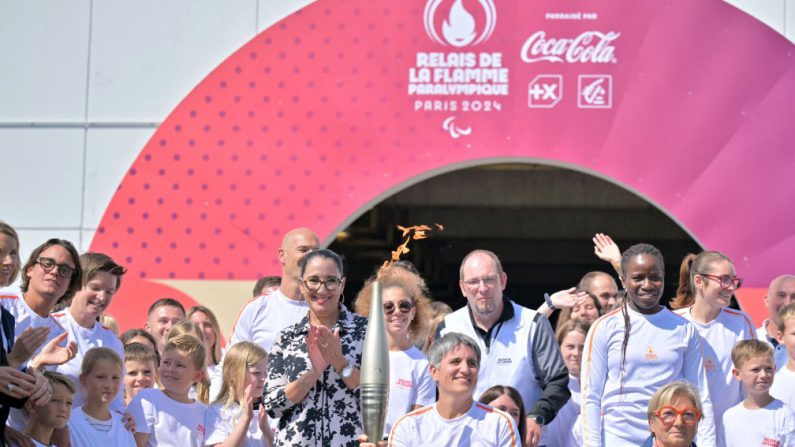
[383,300,414,315]
[36,257,75,279]
[696,272,743,290]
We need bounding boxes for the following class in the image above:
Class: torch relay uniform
[383,346,436,438]
[674,306,757,447]
[581,306,716,447]
[388,401,520,447]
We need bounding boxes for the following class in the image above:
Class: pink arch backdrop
[93,0,795,331]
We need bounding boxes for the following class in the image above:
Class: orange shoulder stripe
[388,405,434,447]
[476,403,518,447]
[722,308,757,338]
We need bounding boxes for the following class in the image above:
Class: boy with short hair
[123,343,159,406]
[128,334,207,447]
[722,339,795,446]
[771,303,795,408]
[23,371,76,447]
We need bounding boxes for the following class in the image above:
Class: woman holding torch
[264,249,368,447]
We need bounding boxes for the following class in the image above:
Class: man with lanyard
[437,249,570,447]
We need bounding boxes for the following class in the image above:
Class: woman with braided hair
[580,243,716,447]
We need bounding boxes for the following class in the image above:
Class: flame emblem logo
[424,0,496,47]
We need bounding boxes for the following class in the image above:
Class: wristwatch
[543,292,555,310]
[340,361,353,379]
[528,414,545,426]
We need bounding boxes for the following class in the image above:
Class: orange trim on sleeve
[388,405,434,447]
[723,308,757,339]
[0,294,18,299]
[475,403,518,447]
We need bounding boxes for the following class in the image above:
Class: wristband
[544,293,555,310]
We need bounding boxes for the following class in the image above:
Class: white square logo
[578,75,612,109]
[528,75,563,108]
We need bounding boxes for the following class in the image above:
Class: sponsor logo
[521,31,620,64]
[396,378,414,389]
[528,75,562,108]
[704,357,717,373]
[424,0,496,47]
[645,346,658,361]
[496,357,512,365]
[197,424,205,436]
[762,438,781,447]
[578,74,612,108]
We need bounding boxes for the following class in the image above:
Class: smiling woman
[580,243,717,446]
[642,381,703,447]
[264,248,368,447]
[52,253,127,412]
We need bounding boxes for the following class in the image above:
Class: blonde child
[168,321,211,403]
[205,341,273,447]
[124,342,159,406]
[129,334,207,447]
[771,303,795,408]
[722,340,795,446]
[68,347,136,446]
[23,372,75,447]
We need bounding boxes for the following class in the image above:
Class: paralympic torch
[360,280,390,442]
[360,223,443,441]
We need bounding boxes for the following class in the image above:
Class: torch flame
[442,0,477,47]
[382,224,444,275]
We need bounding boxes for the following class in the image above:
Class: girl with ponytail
[671,251,756,447]
[580,243,716,447]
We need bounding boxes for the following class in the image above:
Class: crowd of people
[0,221,794,447]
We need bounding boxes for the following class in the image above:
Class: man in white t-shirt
[228,227,319,351]
[144,298,186,356]
[387,333,519,447]
[757,274,795,369]
[208,228,319,401]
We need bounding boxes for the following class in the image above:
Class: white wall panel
[786,0,795,42]
[88,0,259,122]
[0,1,90,121]
[83,128,154,229]
[725,0,786,36]
[257,0,316,31]
[0,129,84,228]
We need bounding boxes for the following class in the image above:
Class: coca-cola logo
[520,31,620,64]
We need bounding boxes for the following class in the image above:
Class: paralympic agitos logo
[424,0,497,47]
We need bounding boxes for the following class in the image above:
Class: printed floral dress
[265,304,367,447]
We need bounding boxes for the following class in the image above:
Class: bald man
[758,274,795,369]
[578,271,619,310]
[229,227,320,351]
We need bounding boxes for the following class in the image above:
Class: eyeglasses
[302,276,342,291]
[462,275,499,288]
[36,257,75,279]
[654,406,701,426]
[696,272,743,290]
[383,300,414,315]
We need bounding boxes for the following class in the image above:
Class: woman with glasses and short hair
[354,264,435,440]
[643,381,703,447]
[671,251,756,447]
[264,248,368,447]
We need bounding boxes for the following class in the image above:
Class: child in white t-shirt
[129,334,208,447]
[68,347,135,447]
[722,340,795,447]
[771,303,795,409]
[23,372,75,447]
[123,342,159,406]
[205,341,273,447]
